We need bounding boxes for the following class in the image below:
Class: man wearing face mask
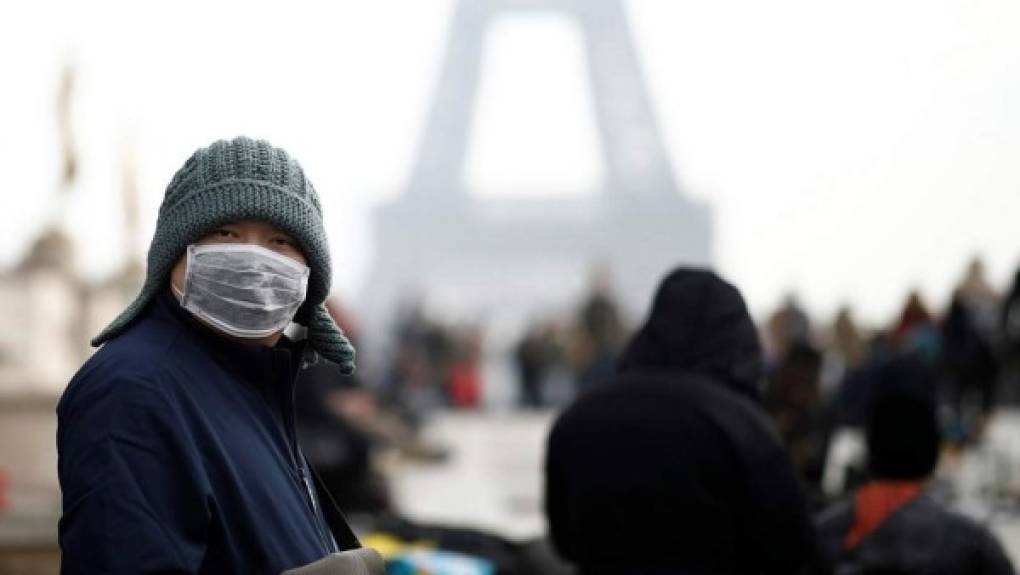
[57,137,379,574]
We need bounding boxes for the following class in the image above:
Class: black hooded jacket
[545,269,816,575]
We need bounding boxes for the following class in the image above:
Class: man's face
[170,219,307,297]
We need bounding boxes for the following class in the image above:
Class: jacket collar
[153,288,306,388]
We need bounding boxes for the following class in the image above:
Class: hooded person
[544,268,817,575]
[815,354,1014,575]
[57,137,376,574]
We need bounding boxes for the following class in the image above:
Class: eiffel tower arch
[361,0,712,353]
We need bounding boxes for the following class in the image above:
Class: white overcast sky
[1,0,1018,327]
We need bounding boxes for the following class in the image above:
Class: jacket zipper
[277,353,336,554]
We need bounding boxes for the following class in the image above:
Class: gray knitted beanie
[91,136,355,374]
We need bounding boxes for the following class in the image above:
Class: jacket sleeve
[58,371,211,574]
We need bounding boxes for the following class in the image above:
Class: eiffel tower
[361,0,712,348]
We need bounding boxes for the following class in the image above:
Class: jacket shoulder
[933,505,1015,572]
[60,316,186,415]
[853,496,1014,574]
[552,371,784,467]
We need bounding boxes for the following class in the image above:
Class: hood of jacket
[617,268,763,400]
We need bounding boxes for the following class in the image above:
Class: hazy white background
[1,0,1017,326]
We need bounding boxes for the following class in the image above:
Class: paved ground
[388,409,556,541]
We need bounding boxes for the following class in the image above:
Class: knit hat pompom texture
[91,137,355,374]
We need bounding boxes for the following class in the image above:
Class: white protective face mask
[174,243,310,339]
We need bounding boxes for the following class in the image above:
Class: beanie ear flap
[304,303,356,375]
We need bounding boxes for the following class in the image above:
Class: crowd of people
[55,137,1019,574]
[763,257,1020,503]
[295,256,1020,574]
[542,265,1017,574]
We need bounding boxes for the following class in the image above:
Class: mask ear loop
[171,245,196,304]
[171,283,186,302]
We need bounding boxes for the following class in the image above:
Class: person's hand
[281,548,384,575]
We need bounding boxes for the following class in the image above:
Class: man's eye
[273,237,295,247]
[215,229,236,238]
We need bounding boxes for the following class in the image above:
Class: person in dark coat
[944,289,1000,439]
[574,268,627,392]
[815,354,1014,575]
[1000,268,1020,405]
[764,341,828,493]
[545,268,817,575]
[58,138,366,574]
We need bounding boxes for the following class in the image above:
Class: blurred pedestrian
[999,267,1020,404]
[448,324,484,408]
[819,306,869,413]
[815,354,1014,574]
[890,290,940,362]
[764,341,828,495]
[766,294,812,365]
[515,321,566,408]
[545,268,817,574]
[386,301,454,414]
[58,138,370,573]
[573,266,626,392]
[831,306,869,372]
[943,258,1002,440]
[944,292,999,440]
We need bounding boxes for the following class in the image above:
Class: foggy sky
[1,0,1017,326]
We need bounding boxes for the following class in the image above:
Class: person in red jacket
[815,354,1014,574]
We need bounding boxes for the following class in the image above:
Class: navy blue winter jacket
[58,290,350,574]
